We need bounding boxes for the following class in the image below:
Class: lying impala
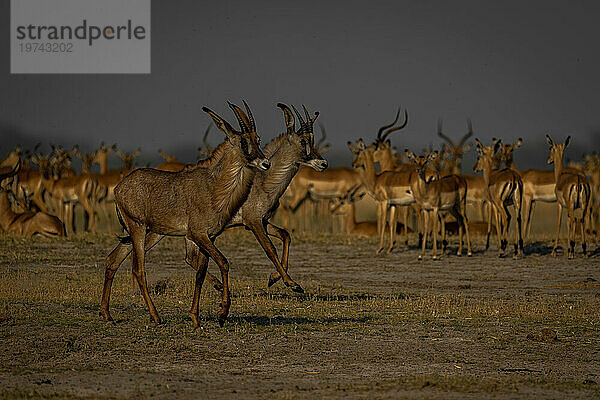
[100,101,271,328]
[405,150,472,259]
[0,160,64,237]
[546,135,590,258]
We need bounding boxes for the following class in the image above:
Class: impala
[474,139,524,258]
[405,150,471,259]
[100,101,271,328]
[0,160,65,237]
[546,135,590,258]
[348,139,415,254]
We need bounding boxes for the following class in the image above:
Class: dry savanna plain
[0,203,599,399]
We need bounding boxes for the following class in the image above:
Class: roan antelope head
[203,101,271,171]
[278,103,328,171]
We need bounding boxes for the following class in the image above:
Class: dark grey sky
[2,0,599,170]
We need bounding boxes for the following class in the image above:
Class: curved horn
[437,118,455,147]
[458,118,473,146]
[203,123,213,152]
[227,102,250,133]
[381,109,409,142]
[291,105,307,133]
[0,158,21,182]
[277,103,295,134]
[242,100,256,132]
[377,108,400,141]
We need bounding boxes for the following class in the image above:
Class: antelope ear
[404,149,415,161]
[347,141,358,153]
[202,107,236,139]
[357,139,366,151]
[493,140,502,154]
[545,134,554,146]
[565,136,571,147]
[514,138,523,148]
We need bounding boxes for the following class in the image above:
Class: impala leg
[493,203,503,256]
[432,208,439,260]
[463,207,472,257]
[502,202,512,253]
[387,205,396,254]
[266,223,292,288]
[250,221,303,293]
[403,206,409,246]
[440,214,447,255]
[552,204,562,257]
[189,233,231,326]
[485,202,493,251]
[420,210,429,260]
[581,207,588,258]
[376,201,388,254]
[515,202,524,257]
[79,195,96,233]
[523,197,533,240]
[185,238,209,329]
[567,205,576,259]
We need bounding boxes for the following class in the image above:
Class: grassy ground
[0,230,599,399]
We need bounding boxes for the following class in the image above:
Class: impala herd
[0,102,598,326]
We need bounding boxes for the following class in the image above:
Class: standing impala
[546,135,590,258]
[100,102,270,328]
[405,150,472,259]
[348,139,415,254]
[474,139,524,258]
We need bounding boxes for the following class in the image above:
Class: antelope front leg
[266,223,292,288]
[376,201,387,254]
[431,208,439,260]
[419,211,429,260]
[184,238,209,329]
[387,205,397,254]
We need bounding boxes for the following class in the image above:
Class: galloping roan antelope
[545,135,590,258]
[474,139,524,258]
[405,150,472,259]
[100,101,271,328]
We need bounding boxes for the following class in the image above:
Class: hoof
[432,255,439,261]
[418,255,423,261]
[267,275,278,288]
[376,247,384,254]
[218,317,226,327]
[99,309,113,322]
[467,252,473,257]
[290,284,304,294]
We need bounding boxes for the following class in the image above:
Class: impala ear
[404,149,415,161]
[514,138,523,148]
[493,140,502,154]
[564,136,571,147]
[202,107,236,139]
[347,141,358,153]
[357,139,366,151]
[545,134,554,146]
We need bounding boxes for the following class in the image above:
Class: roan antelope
[545,135,591,258]
[405,150,472,259]
[100,101,271,328]
[474,139,524,258]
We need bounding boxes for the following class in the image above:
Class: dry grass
[0,231,599,399]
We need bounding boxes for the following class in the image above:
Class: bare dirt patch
[0,232,599,399]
